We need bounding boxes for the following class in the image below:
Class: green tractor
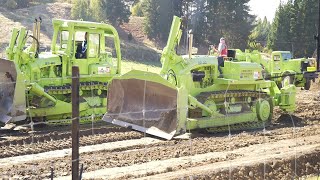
[0,18,121,125]
[231,49,318,90]
[103,16,297,140]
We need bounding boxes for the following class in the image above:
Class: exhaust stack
[32,17,42,55]
[32,18,37,52]
[37,17,42,44]
[188,30,193,59]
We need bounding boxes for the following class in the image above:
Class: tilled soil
[0,125,143,158]
[0,85,319,179]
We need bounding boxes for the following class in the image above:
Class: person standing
[217,37,228,78]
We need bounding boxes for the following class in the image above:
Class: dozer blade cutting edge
[103,70,178,140]
[0,58,16,123]
[0,58,26,124]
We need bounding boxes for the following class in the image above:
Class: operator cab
[51,19,121,76]
[271,51,292,62]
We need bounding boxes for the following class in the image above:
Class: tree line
[134,0,255,50]
[267,0,318,58]
[5,0,318,58]
[137,0,319,58]
[71,0,254,50]
[71,0,133,25]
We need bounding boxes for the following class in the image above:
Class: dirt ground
[0,81,319,179]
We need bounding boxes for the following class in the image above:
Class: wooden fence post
[72,66,80,180]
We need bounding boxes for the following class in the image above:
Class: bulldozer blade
[0,58,18,123]
[103,70,178,140]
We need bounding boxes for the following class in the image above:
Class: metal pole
[72,66,80,180]
[291,43,294,58]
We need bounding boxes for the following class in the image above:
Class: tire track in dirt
[1,123,319,179]
[1,99,318,160]
[62,135,320,179]
[0,86,319,179]
[0,137,163,168]
[135,146,320,180]
[0,130,143,158]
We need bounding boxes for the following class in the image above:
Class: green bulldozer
[233,49,318,90]
[0,18,121,125]
[103,16,297,140]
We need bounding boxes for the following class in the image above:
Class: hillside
[0,2,160,61]
[0,3,71,52]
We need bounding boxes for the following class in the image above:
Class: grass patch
[121,59,162,74]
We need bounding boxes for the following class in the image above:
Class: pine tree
[143,0,161,40]
[143,0,255,48]
[188,0,207,45]
[205,0,254,49]
[71,0,131,25]
[143,0,176,42]
[289,0,305,57]
[267,1,293,52]
[248,17,271,51]
[268,0,318,57]
[90,0,104,22]
[71,0,90,21]
[101,0,131,25]
[301,0,318,57]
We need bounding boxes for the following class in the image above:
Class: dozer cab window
[105,36,117,66]
[281,53,292,61]
[60,31,69,50]
[88,34,100,58]
[273,55,280,61]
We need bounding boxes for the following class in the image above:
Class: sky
[248,0,288,22]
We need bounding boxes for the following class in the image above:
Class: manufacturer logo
[98,67,110,74]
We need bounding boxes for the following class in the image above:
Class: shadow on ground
[271,114,306,129]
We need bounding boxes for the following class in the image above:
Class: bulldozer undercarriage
[44,82,108,95]
[188,90,272,133]
[1,80,108,127]
[27,82,108,122]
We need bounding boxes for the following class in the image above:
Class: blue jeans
[218,56,224,74]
